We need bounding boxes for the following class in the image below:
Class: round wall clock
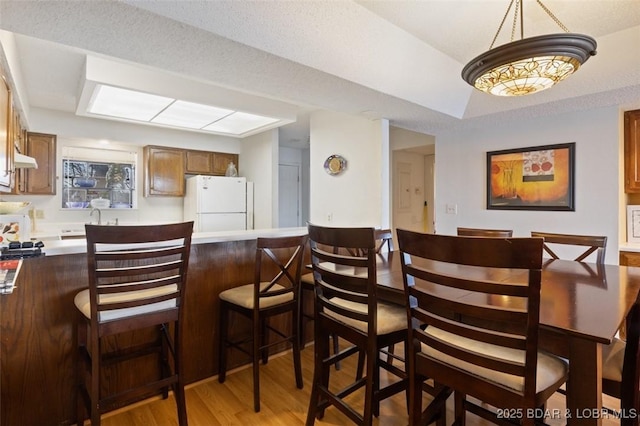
[324,154,347,175]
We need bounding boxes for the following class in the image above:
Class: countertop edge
[619,243,640,253]
[39,227,308,256]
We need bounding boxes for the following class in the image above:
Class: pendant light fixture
[461,0,597,96]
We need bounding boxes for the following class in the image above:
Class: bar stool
[306,224,407,425]
[75,222,193,426]
[218,235,307,412]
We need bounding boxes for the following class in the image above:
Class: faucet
[90,208,102,225]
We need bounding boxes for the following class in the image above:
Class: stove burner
[1,241,45,259]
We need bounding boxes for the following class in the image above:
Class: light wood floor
[102,343,622,426]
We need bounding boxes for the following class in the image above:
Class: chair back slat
[531,231,607,264]
[85,222,193,325]
[375,229,394,253]
[254,235,308,306]
[457,227,513,238]
[397,229,543,401]
[307,224,377,337]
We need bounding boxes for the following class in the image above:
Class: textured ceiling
[0,0,639,148]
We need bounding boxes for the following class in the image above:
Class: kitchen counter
[619,243,640,253]
[36,226,308,256]
[1,225,312,425]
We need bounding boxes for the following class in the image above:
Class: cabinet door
[185,150,212,174]
[144,146,185,196]
[620,251,640,267]
[212,153,239,176]
[624,109,640,192]
[24,132,56,194]
[0,78,11,190]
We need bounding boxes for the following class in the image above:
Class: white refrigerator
[183,176,254,232]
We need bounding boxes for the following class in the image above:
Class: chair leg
[76,318,87,426]
[332,333,341,370]
[90,335,101,426]
[362,347,376,425]
[306,326,330,425]
[218,302,229,383]
[318,334,332,420]
[292,305,303,389]
[373,348,381,417]
[261,318,269,365]
[387,343,395,366]
[409,371,424,425]
[356,348,365,380]
[173,325,188,426]
[160,324,170,399]
[454,391,466,426]
[299,287,309,348]
[253,315,262,412]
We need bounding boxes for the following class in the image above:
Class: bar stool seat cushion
[74,284,177,322]
[601,337,625,382]
[219,282,292,309]
[421,326,569,394]
[325,298,406,335]
[301,272,314,286]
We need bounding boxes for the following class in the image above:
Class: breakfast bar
[0,227,307,426]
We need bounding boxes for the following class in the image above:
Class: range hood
[14,152,38,169]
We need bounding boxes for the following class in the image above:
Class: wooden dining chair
[457,227,513,237]
[218,235,307,412]
[75,222,193,426]
[529,231,639,419]
[397,229,569,426]
[299,229,394,353]
[306,224,407,425]
[602,296,640,426]
[530,231,607,264]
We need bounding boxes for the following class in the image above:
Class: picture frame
[627,205,640,243]
[486,142,575,211]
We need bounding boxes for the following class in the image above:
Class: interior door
[278,164,300,227]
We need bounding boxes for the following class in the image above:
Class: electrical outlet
[445,204,457,215]
[327,213,333,222]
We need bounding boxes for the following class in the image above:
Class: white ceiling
[0,0,639,149]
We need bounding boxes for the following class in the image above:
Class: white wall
[435,105,622,264]
[309,110,389,227]
[241,129,279,229]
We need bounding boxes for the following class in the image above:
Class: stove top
[1,241,45,260]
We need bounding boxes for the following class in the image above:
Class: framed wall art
[486,142,575,211]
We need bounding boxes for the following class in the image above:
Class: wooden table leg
[566,337,602,426]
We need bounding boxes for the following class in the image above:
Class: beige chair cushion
[421,326,568,394]
[602,337,625,382]
[301,272,314,286]
[74,284,177,322]
[324,298,406,335]
[219,282,293,309]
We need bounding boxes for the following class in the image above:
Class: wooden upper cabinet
[624,109,640,192]
[23,132,56,195]
[185,150,212,174]
[144,146,185,196]
[185,150,239,176]
[212,152,239,175]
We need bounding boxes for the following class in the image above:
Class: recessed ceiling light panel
[88,84,173,121]
[204,112,280,134]
[84,83,288,137]
[152,100,234,129]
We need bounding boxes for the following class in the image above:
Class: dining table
[360,251,640,426]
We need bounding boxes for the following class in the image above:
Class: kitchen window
[61,147,136,209]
